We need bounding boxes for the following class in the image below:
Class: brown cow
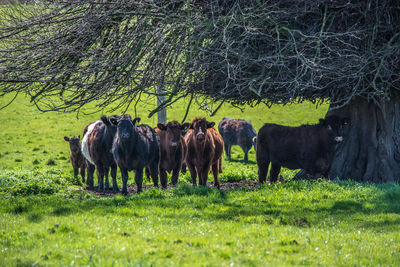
[64,135,86,182]
[256,115,349,183]
[184,118,224,187]
[156,121,190,188]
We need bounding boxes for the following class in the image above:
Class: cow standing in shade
[156,121,189,188]
[218,117,257,163]
[81,115,120,192]
[256,115,349,183]
[111,116,159,194]
[184,118,224,187]
[64,135,86,182]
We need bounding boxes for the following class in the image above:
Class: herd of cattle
[64,115,349,195]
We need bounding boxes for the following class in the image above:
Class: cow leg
[104,166,110,190]
[73,166,79,177]
[181,163,187,174]
[171,166,180,186]
[270,163,281,183]
[200,164,211,186]
[111,163,119,192]
[120,168,129,195]
[211,162,220,188]
[96,164,105,191]
[218,158,223,173]
[86,163,95,189]
[149,161,159,187]
[187,162,197,186]
[80,167,86,183]
[241,145,249,163]
[135,168,144,193]
[257,154,270,184]
[224,143,231,159]
[160,169,168,189]
[145,167,151,182]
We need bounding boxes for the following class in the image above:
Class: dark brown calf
[256,115,349,183]
[64,135,86,182]
[156,121,189,188]
[184,118,224,187]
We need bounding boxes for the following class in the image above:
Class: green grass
[1,94,400,266]
[1,179,400,266]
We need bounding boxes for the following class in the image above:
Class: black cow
[256,115,349,183]
[218,117,257,163]
[111,116,159,195]
[81,115,121,192]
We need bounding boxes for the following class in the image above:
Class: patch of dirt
[86,180,260,197]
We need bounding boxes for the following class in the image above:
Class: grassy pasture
[1,94,400,266]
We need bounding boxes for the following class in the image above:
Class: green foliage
[0,169,73,196]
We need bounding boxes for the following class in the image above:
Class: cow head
[64,135,81,153]
[189,118,215,143]
[110,115,141,142]
[100,114,125,136]
[319,116,350,144]
[252,136,257,151]
[157,121,189,149]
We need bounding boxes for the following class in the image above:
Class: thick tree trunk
[327,94,400,183]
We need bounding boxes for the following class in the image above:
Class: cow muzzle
[121,133,130,141]
[334,136,343,143]
[170,142,178,148]
[196,134,205,142]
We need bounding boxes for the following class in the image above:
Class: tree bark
[327,93,400,183]
[157,94,167,124]
[156,63,167,124]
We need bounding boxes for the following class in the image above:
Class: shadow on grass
[225,157,257,165]
[4,180,400,231]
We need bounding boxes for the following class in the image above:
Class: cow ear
[78,135,81,140]
[64,136,70,142]
[132,117,141,125]
[157,123,167,131]
[207,122,215,128]
[109,117,118,125]
[101,115,110,125]
[181,123,190,131]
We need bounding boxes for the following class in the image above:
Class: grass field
[1,94,400,266]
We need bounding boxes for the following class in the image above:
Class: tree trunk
[327,94,400,183]
[157,94,167,124]
[156,63,167,124]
